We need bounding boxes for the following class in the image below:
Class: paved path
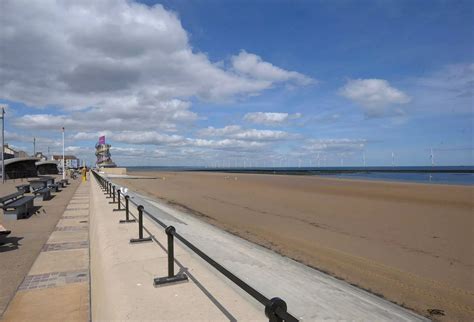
[90,172,268,321]
[115,180,428,321]
[2,180,90,321]
[0,176,80,317]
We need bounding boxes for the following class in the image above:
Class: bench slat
[0,192,24,203]
[3,196,35,208]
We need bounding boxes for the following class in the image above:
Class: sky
[0,0,473,167]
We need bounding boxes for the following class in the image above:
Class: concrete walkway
[90,171,266,320]
[113,178,429,321]
[2,180,90,321]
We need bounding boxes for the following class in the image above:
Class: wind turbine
[391,151,395,167]
[363,151,366,167]
[430,148,435,166]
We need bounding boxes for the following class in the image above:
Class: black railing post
[130,205,152,243]
[167,226,175,277]
[110,186,116,203]
[265,297,288,322]
[113,189,124,211]
[119,195,136,223]
[108,183,112,198]
[153,226,188,286]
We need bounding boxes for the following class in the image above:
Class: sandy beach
[115,171,474,321]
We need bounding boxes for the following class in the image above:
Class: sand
[115,171,474,321]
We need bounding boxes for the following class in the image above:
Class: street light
[1,107,5,183]
[62,127,65,180]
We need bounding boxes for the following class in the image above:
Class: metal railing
[91,170,298,322]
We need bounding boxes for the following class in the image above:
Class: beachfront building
[95,136,116,168]
[3,157,38,179]
[36,160,59,175]
[3,144,28,159]
[52,154,80,169]
[34,152,48,161]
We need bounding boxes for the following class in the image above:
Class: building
[36,160,59,175]
[52,155,80,169]
[3,144,29,159]
[34,152,48,161]
[3,157,38,179]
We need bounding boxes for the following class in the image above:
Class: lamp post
[62,127,65,180]
[1,107,4,183]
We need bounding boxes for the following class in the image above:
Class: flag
[99,136,105,145]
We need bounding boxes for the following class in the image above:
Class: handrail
[91,170,298,322]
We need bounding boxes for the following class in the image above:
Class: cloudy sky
[1,0,472,167]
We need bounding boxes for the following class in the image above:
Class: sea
[126,166,474,186]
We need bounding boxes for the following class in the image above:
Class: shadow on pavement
[0,236,23,252]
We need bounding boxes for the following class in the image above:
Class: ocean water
[126,166,474,185]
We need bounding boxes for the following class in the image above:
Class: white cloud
[339,79,410,117]
[232,51,313,85]
[198,125,242,137]
[188,138,265,151]
[70,130,184,145]
[304,139,366,153]
[1,0,311,135]
[13,98,198,132]
[198,125,293,141]
[244,112,301,125]
[407,63,474,115]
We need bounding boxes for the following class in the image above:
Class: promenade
[1,179,90,321]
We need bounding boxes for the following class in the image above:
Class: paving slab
[2,283,89,322]
[47,230,88,243]
[56,218,89,227]
[29,249,89,275]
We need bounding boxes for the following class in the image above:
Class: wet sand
[115,171,474,321]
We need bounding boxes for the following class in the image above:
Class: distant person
[81,166,87,182]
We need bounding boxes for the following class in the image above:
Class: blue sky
[1,0,472,166]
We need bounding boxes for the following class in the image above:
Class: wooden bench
[1,192,35,220]
[33,187,52,201]
[16,184,31,193]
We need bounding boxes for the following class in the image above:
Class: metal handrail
[91,170,298,322]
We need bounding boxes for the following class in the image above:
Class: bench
[1,192,35,220]
[58,179,68,187]
[42,177,55,186]
[33,187,51,201]
[16,184,31,193]
[28,179,49,190]
[48,183,60,192]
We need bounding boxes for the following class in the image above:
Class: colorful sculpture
[95,136,116,168]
